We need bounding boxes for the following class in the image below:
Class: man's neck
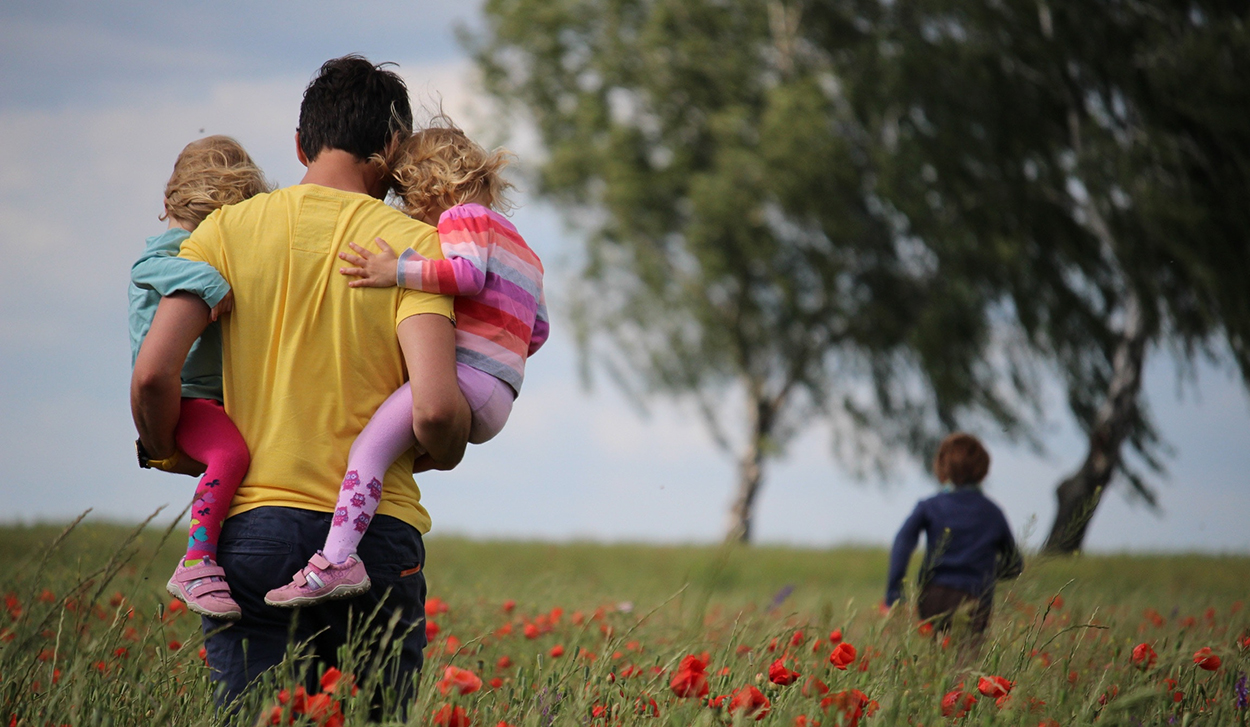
[299,149,385,197]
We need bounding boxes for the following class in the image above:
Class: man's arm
[131,293,210,459]
[397,313,470,468]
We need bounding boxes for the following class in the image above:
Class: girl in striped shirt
[265,123,548,606]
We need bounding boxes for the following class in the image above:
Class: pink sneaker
[264,552,371,607]
[167,558,241,621]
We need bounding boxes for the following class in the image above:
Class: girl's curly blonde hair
[388,118,514,223]
[162,135,271,229]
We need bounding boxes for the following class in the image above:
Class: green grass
[2,520,1247,725]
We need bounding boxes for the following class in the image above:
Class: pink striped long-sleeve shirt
[396,203,548,394]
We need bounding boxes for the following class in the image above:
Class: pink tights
[322,364,513,563]
[175,398,249,565]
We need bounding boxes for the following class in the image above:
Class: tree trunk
[1043,291,1147,554]
[724,393,775,543]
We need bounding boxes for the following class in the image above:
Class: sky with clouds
[1,0,1247,553]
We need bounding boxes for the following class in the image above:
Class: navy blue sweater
[885,488,1021,605]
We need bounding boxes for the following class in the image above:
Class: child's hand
[210,290,234,322]
[339,238,399,288]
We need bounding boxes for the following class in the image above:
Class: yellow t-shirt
[179,184,452,532]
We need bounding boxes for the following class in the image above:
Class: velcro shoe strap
[188,578,232,597]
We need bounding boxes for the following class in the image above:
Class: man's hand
[397,313,470,469]
[339,238,401,288]
[209,290,234,322]
[132,293,210,459]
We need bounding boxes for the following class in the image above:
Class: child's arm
[528,290,550,357]
[339,237,489,296]
[885,504,926,606]
[132,237,232,319]
[995,526,1024,581]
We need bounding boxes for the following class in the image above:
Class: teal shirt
[128,227,231,401]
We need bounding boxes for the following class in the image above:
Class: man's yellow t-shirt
[179,184,452,532]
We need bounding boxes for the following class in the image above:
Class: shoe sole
[263,578,372,608]
[166,580,242,621]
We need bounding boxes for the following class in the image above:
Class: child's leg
[457,363,516,445]
[322,384,417,564]
[175,398,250,566]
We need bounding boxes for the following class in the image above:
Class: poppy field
[2,519,1248,726]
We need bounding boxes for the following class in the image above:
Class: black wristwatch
[136,438,154,469]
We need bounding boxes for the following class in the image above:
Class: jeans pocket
[217,537,292,556]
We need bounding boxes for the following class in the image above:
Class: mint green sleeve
[130,234,230,307]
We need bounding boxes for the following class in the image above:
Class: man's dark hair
[298,54,413,162]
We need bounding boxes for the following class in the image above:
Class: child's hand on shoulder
[210,290,234,322]
[339,238,401,288]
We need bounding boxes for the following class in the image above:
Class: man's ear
[295,131,310,167]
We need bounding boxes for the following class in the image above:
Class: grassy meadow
[1,518,1247,726]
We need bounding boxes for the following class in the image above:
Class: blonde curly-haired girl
[129,135,271,620]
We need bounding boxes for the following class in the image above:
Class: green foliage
[469,0,1250,534]
[3,522,1250,725]
[471,0,1031,479]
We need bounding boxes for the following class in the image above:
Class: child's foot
[264,552,370,607]
[166,557,242,621]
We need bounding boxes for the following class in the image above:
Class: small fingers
[347,241,371,257]
[339,266,367,277]
[375,237,394,254]
[339,252,367,266]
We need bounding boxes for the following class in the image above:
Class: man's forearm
[131,293,210,458]
[412,394,470,468]
[397,312,471,469]
[132,369,183,458]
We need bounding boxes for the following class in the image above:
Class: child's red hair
[933,433,990,486]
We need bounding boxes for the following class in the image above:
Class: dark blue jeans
[202,506,427,704]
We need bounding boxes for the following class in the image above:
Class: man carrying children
[131,55,469,703]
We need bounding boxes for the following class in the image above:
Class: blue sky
[1,0,1247,552]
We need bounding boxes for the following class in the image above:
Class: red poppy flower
[941,689,976,718]
[497,655,513,669]
[829,643,857,670]
[917,622,934,637]
[523,623,539,639]
[977,676,1012,699]
[432,704,469,727]
[425,597,449,615]
[634,695,659,717]
[436,666,483,696]
[1192,647,1221,671]
[1131,643,1157,670]
[802,676,829,697]
[489,677,503,689]
[503,600,516,613]
[823,689,873,727]
[303,693,342,726]
[549,644,565,658]
[768,658,800,686]
[828,629,843,644]
[671,654,710,698]
[426,620,441,639]
[728,685,771,720]
[790,630,805,647]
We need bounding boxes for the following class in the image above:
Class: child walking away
[130,136,270,619]
[884,433,1022,644]
[264,121,548,607]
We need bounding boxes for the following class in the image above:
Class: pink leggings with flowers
[321,364,513,564]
